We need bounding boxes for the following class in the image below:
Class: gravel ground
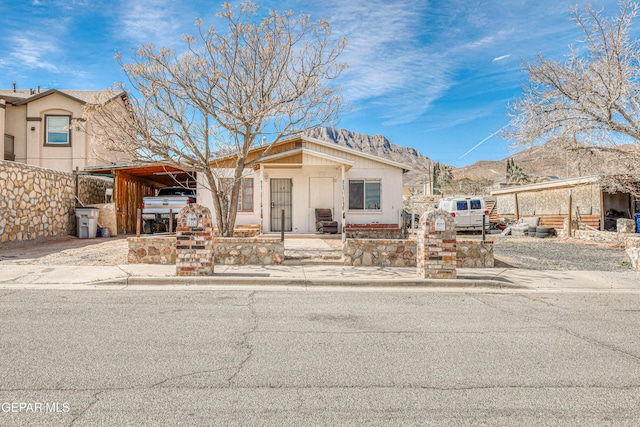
[489,235,632,271]
[0,233,633,271]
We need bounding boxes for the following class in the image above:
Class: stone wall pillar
[417,209,457,279]
[626,237,640,271]
[176,204,214,276]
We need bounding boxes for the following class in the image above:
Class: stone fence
[343,238,493,268]
[127,235,284,265]
[0,160,113,243]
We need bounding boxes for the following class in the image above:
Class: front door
[270,178,292,232]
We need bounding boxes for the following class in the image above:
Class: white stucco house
[1,86,128,173]
[198,135,413,234]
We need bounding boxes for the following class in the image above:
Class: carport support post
[341,165,346,244]
[136,208,141,237]
[514,192,520,221]
[599,188,605,231]
[259,164,264,234]
[74,166,79,206]
[567,190,573,237]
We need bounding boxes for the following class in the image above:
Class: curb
[98,276,523,289]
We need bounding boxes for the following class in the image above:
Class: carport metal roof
[83,163,197,188]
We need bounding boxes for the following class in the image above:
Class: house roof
[490,175,600,195]
[0,89,124,106]
[211,135,413,173]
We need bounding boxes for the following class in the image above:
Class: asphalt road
[1,288,639,426]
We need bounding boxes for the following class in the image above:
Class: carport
[83,164,196,234]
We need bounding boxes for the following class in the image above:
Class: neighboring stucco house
[198,135,412,234]
[1,86,128,173]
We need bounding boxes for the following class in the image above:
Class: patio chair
[315,208,338,234]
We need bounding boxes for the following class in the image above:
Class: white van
[436,197,489,231]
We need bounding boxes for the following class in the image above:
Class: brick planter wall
[345,223,403,239]
[212,224,260,237]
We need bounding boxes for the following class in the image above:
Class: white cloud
[321,0,452,125]
[118,0,184,47]
[8,34,59,72]
[492,54,511,62]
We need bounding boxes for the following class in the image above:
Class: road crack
[472,294,640,363]
[227,291,258,387]
[69,390,103,426]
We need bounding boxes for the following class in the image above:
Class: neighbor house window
[348,179,381,211]
[220,178,254,212]
[45,115,71,145]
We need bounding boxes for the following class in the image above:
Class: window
[45,115,71,145]
[220,178,254,212]
[456,200,468,211]
[469,199,482,210]
[348,179,381,211]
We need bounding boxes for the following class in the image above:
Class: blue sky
[0,0,631,167]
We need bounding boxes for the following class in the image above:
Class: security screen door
[270,178,292,232]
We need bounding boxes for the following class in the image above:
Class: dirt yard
[0,233,633,271]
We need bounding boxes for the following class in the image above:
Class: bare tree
[85,1,347,236]
[504,0,640,196]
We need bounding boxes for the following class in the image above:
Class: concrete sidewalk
[0,263,638,291]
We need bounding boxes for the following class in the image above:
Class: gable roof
[0,89,124,106]
[211,135,413,173]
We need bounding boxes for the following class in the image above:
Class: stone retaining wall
[343,238,494,268]
[127,235,284,265]
[456,240,494,268]
[0,160,113,243]
[343,239,416,267]
[568,229,637,246]
[127,236,176,264]
[214,237,284,265]
[345,224,403,239]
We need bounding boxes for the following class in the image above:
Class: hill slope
[304,127,432,172]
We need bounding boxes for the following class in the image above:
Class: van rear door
[454,199,471,228]
[468,198,486,228]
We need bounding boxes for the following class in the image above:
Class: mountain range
[306,127,576,184]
